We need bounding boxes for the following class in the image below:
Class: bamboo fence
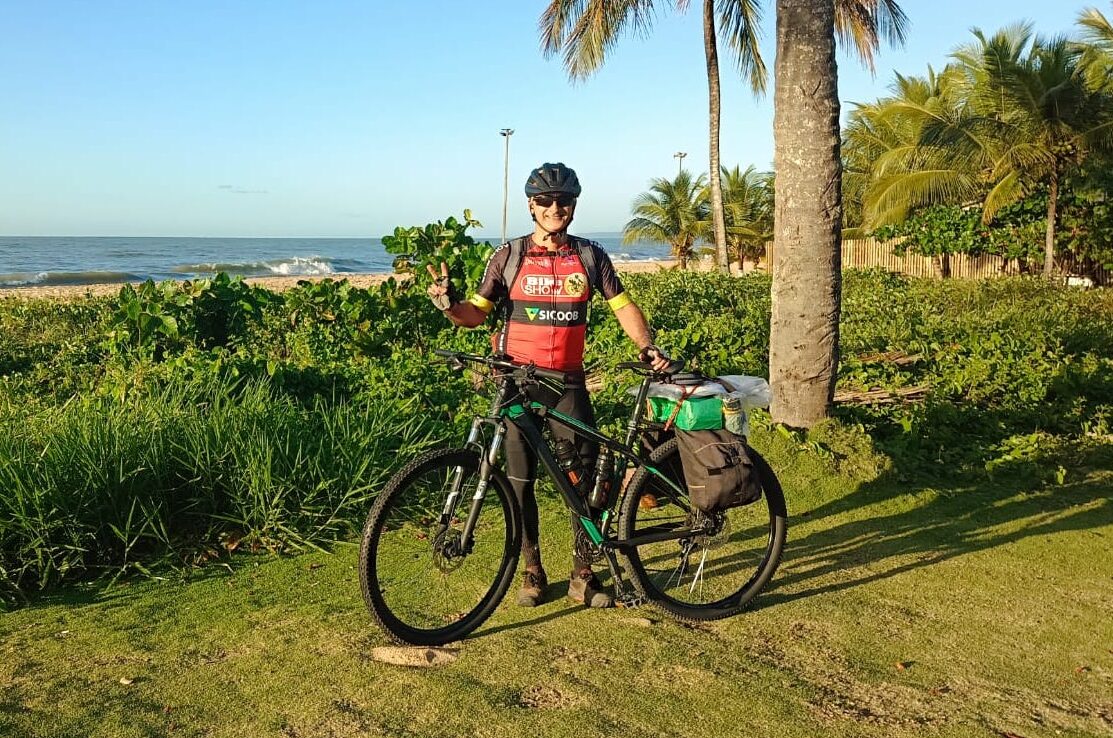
[760,237,1110,286]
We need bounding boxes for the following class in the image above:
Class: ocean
[0,235,673,288]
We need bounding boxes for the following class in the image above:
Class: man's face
[530,192,576,232]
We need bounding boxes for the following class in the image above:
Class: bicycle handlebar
[434,350,690,387]
[614,359,687,377]
[432,350,569,385]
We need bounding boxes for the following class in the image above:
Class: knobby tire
[616,439,787,621]
[359,448,521,646]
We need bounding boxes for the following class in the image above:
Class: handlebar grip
[663,358,686,375]
[433,349,456,358]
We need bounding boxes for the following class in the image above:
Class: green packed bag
[646,395,724,431]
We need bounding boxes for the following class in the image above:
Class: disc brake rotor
[432,527,466,572]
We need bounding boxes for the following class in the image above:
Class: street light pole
[673,151,687,176]
[500,128,514,243]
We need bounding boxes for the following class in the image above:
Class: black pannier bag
[675,429,763,513]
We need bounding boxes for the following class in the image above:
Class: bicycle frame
[442,372,693,578]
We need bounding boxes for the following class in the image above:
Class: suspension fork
[439,380,511,532]
[459,424,506,553]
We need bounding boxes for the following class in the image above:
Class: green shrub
[0,372,440,599]
[2,253,1112,604]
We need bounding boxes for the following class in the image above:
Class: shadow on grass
[472,591,584,639]
[765,439,1113,605]
[8,554,262,614]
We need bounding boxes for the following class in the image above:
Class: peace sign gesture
[426,260,450,286]
[426,261,458,311]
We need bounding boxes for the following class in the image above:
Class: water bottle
[722,394,746,436]
[553,438,587,492]
[587,449,614,510]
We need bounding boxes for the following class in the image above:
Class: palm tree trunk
[703,0,728,273]
[1044,166,1059,278]
[769,0,843,429]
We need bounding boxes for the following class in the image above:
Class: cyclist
[426,162,671,609]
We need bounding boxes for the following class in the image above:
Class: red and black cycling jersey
[469,237,630,372]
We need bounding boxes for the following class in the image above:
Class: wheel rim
[369,459,513,637]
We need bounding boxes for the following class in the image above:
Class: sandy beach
[0,259,687,300]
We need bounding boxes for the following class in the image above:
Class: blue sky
[0,0,1095,238]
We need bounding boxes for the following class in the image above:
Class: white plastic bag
[629,375,771,410]
[718,375,772,410]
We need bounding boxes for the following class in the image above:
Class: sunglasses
[532,193,577,208]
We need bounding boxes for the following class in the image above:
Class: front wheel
[616,438,787,621]
[359,447,521,646]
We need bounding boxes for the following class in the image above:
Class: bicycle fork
[439,419,505,557]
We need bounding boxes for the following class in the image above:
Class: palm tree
[845,66,984,230]
[540,0,765,274]
[981,34,1111,276]
[849,27,1113,276]
[1075,4,1113,91]
[770,0,906,428]
[623,171,710,269]
[720,165,773,265]
[541,0,907,427]
[768,0,841,427]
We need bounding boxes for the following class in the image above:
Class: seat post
[623,375,655,448]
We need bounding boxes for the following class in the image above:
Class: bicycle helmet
[524,163,582,198]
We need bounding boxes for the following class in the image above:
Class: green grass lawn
[2,430,1111,738]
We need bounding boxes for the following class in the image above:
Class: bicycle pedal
[615,594,646,609]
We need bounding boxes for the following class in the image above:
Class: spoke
[665,550,688,590]
[689,548,709,599]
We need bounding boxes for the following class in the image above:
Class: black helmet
[524,162,582,198]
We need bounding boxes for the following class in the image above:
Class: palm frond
[540,0,658,80]
[834,0,910,71]
[865,169,980,227]
[539,0,589,57]
[717,0,767,93]
[1077,5,1113,47]
[981,169,1022,222]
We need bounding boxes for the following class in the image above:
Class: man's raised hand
[426,261,459,312]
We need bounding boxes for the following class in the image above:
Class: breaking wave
[170,256,336,277]
[0,270,141,287]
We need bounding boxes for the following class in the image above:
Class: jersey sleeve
[468,243,511,314]
[592,244,631,311]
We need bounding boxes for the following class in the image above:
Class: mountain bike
[358,350,787,646]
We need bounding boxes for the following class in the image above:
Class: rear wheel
[616,438,786,620]
[359,448,521,646]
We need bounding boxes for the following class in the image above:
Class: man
[426,162,669,609]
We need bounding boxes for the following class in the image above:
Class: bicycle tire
[616,438,786,620]
[359,447,522,646]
